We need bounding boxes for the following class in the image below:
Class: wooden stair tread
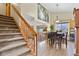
[0,24,16,26]
[20,52,33,56]
[0,23,16,25]
[0,21,15,24]
[7,37,24,41]
[0,42,26,52]
[0,18,14,22]
[0,37,24,42]
[0,26,18,29]
[0,29,19,33]
[0,18,13,21]
[0,29,18,31]
[0,33,21,35]
[2,46,30,56]
[0,15,13,18]
[0,15,13,19]
[0,24,17,27]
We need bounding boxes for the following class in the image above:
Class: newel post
[6,3,11,16]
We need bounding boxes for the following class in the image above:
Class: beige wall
[20,3,37,18]
[20,3,52,24]
[51,12,74,30]
[20,3,52,31]
[0,3,52,32]
[11,4,21,26]
[52,12,73,23]
[0,3,6,15]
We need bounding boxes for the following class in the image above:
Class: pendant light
[56,4,59,23]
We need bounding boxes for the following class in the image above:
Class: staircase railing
[10,4,37,56]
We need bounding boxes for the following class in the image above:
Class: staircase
[0,15,31,56]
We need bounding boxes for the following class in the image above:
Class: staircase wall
[11,4,21,26]
[20,3,37,19]
[20,3,51,32]
[0,3,6,15]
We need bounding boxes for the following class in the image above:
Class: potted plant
[50,25,54,32]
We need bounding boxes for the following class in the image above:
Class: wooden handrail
[11,4,37,36]
[11,4,37,55]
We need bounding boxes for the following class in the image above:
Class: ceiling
[42,3,79,13]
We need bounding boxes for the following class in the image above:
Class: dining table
[48,32,64,48]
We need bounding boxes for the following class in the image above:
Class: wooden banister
[11,4,37,56]
[11,5,37,36]
[6,3,11,16]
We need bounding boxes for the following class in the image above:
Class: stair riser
[0,26,18,29]
[0,37,24,43]
[0,42,8,48]
[3,39,25,46]
[0,19,13,21]
[0,40,26,52]
[19,51,31,56]
[0,39,24,48]
[0,22,16,25]
[0,24,16,26]
[0,19,13,22]
[0,34,22,39]
[0,24,18,27]
[0,30,19,33]
[0,16,13,19]
[0,45,28,56]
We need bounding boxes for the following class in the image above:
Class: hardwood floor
[38,40,75,56]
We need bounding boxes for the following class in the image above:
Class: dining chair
[62,32,67,48]
[54,34,62,49]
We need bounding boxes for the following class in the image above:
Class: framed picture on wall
[37,3,49,22]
